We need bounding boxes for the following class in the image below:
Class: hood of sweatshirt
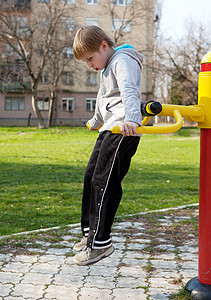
[111,44,144,70]
[114,44,144,70]
[101,44,144,79]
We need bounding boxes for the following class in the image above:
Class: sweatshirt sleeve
[114,56,142,125]
[88,86,104,129]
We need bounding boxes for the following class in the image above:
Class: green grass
[0,127,200,236]
[170,287,192,299]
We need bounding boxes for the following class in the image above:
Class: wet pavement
[0,204,199,299]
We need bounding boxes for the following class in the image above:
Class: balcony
[0,81,31,92]
[15,0,31,9]
[0,0,31,10]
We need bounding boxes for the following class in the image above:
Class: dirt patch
[0,207,199,256]
[115,207,199,255]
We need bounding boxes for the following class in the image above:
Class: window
[38,98,50,110]
[6,44,15,56]
[62,98,74,111]
[5,97,25,111]
[86,98,96,111]
[63,0,74,3]
[86,18,98,26]
[16,17,30,37]
[62,17,75,31]
[37,18,50,31]
[87,0,98,4]
[63,47,73,58]
[86,72,97,86]
[62,72,74,85]
[6,44,22,61]
[41,72,50,84]
[112,0,131,5]
[15,0,31,8]
[112,19,131,32]
[37,44,45,56]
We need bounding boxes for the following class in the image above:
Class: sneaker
[73,245,114,266]
[73,236,87,252]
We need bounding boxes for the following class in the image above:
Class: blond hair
[73,25,115,60]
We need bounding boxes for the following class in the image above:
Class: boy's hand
[120,121,139,136]
[86,121,99,131]
[86,121,94,130]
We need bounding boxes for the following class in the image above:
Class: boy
[72,25,143,266]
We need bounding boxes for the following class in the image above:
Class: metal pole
[185,52,211,299]
[199,128,211,285]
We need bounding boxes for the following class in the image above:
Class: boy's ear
[101,40,108,50]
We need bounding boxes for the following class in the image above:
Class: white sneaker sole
[73,246,114,266]
[73,244,87,252]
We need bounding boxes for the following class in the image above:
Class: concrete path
[0,205,199,299]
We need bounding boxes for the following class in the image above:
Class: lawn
[0,126,200,236]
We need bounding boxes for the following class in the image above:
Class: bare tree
[32,5,77,127]
[0,0,76,128]
[154,20,211,106]
[99,0,154,47]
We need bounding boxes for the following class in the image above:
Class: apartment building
[0,0,155,126]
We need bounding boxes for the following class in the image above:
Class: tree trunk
[32,95,45,129]
[47,91,56,127]
[27,113,31,126]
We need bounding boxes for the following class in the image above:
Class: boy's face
[82,41,113,71]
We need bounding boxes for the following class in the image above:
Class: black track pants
[81,131,140,249]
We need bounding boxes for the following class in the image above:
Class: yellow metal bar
[159,104,204,123]
[146,103,153,115]
[87,103,204,135]
[87,123,102,130]
[142,116,152,126]
[111,109,183,134]
[198,53,211,127]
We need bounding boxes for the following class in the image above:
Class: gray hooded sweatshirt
[89,44,144,132]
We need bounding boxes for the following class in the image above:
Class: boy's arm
[115,57,142,136]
